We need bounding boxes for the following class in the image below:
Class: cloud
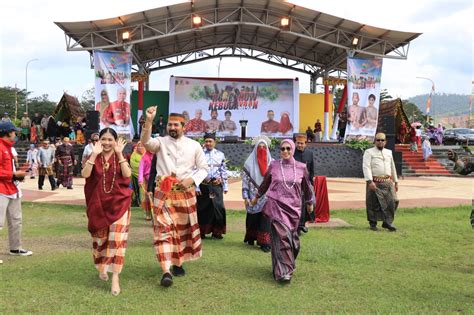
[0,0,472,102]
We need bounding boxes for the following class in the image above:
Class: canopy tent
[53,93,86,123]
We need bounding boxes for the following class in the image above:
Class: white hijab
[243,139,273,186]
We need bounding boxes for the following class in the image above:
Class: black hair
[99,127,118,140]
[0,131,10,137]
[267,110,274,113]
[224,110,232,116]
[368,94,376,101]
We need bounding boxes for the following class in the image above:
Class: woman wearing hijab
[82,128,131,296]
[242,136,273,252]
[278,112,293,136]
[422,136,432,161]
[129,142,145,207]
[251,139,314,282]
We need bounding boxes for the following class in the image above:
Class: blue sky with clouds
[0,0,472,102]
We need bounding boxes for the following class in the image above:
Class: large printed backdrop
[344,57,383,142]
[93,50,133,137]
[169,77,299,138]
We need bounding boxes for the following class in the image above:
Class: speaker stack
[383,116,402,176]
[85,110,100,140]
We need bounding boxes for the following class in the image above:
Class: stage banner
[344,57,383,142]
[93,50,133,137]
[169,76,299,138]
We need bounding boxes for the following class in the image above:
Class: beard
[168,130,178,138]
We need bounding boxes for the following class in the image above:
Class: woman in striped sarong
[82,128,132,296]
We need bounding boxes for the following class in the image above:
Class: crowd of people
[1,107,471,293]
[2,111,86,145]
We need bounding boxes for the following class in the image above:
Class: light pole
[25,58,39,114]
[416,76,435,124]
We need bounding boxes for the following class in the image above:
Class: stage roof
[55,0,421,78]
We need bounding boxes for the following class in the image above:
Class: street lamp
[416,76,435,124]
[25,58,39,114]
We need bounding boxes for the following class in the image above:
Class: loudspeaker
[383,116,395,135]
[385,133,396,151]
[393,151,403,177]
[223,136,239,143]
[86,110,100,131]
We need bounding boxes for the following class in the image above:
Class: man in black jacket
[293,133,315,234]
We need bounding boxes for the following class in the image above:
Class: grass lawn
[1,203,473,314]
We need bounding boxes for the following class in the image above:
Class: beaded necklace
[101,153,116,194]
[279,159,297,189]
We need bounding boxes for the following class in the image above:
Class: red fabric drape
[314,176,330,223]
[257,147,268,175]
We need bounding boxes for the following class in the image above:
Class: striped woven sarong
[91,209,130,274]
[152,188,202,273]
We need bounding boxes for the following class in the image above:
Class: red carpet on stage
[314,176,330,222]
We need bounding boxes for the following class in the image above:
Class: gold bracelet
[86,160,94,166]
[119,159,128,164]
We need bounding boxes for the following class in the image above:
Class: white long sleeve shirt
[141,127,208,186]
[362,147,398,183]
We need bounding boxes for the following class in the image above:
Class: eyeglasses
[280,147,292,152]
[375,139,385,142]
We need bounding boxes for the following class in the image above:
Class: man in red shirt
[0,121,33,260]
[102,88,131,127]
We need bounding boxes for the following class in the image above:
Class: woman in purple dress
[251,139,314,282]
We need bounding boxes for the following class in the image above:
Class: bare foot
[111,273,120,296]
[99,272,109,281]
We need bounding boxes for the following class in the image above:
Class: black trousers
[38,175,56,189]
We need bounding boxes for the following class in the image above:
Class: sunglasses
[375,139,385,142]
[280,146,292,152]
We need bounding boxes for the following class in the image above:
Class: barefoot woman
[81,128,132,295]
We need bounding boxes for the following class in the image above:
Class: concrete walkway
[19,176,472,210]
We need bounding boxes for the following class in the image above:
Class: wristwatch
[366,180,373,184]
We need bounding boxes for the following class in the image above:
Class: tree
[380,89,393,102]
[28,94,56,116]
[403,101,428,125]
[80,87,95,111]
[0,86,27,119]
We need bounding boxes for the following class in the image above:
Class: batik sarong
[366,181,399,224]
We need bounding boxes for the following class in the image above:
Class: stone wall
[216,143,364,178]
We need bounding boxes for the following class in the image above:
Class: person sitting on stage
[196,132,228,239]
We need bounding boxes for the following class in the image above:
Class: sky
[0,0,472,103]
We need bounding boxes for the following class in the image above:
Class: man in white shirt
[81,133,99,166]
[141,107,208,288]
[362,133,399,232]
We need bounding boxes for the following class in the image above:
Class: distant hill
[407,93,470,117]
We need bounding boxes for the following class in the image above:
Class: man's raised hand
[146,106,158,122]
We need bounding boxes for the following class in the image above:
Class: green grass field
[1,203,473,314]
